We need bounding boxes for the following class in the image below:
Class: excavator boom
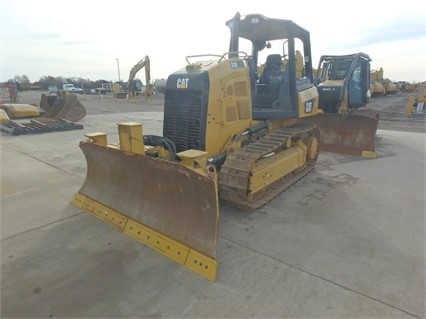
[127,56,153,99]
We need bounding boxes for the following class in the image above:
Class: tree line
[2,75,112,92]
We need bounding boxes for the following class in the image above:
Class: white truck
[62,83,83,94]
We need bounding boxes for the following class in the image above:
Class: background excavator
[111,56,153,100]
[126,55,153,99]
[71,13,378,281]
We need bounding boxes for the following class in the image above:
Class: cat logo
[177,78,189,89]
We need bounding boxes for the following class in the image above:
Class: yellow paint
[83,198,127,231]
[70,193,218,281]
[1,104,40,118]
[361,150,377,159]
[118,122,145,155]
[124,219,190,265]
[297,86,320,118]
[84,132,108,145]
[177,150,208,169]
[185,250,218,282]
[250,143,306,193]
[70,192,86,209]
[0,109,10,124]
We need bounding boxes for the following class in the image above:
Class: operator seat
[259,54,282,85]
[254,54,283,109]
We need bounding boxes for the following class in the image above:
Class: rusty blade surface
[78,142,219,258]
[303,113,379,157]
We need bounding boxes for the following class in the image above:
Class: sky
[1,0,425,84]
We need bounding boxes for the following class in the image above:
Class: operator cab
[226,13,316,120]
[315,53,371,112]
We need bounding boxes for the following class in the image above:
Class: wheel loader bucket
[302,113,379,158]
[70,125,219,281]
[40,91,86,122]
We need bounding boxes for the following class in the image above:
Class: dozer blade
[40,92,86,122]
[71,140,219,281]
[302,113,379,158]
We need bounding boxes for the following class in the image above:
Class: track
[218,123,318,211]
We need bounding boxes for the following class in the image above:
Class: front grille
[163,90,202,153]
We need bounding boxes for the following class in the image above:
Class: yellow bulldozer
[71,13,378,281]
[305,53,379,158]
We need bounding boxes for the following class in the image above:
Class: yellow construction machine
[304,53,379,157]
[71,13,377,281]
[370,67,397,96]
[126,56,153,99]
[370,68,386,97]
[111,57,153,99]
